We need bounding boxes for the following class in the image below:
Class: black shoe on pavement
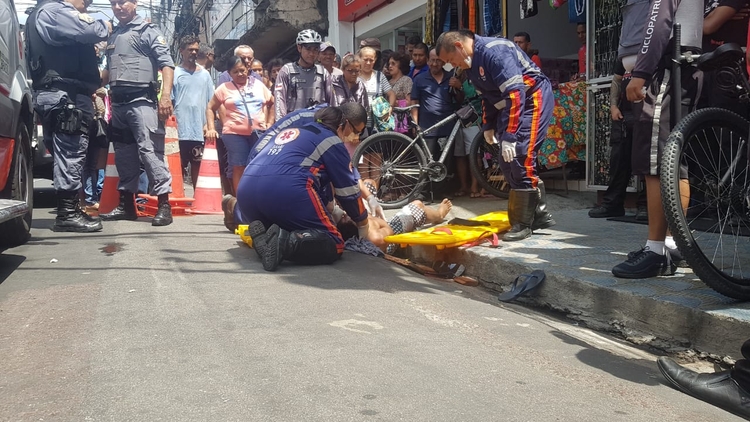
[588,206,625,218]
[260,224,285,272]
[100,191,138,221]
[152,202,173,226]
[53,197,102,232]
[248,220,269,260]
[612,247,676,278]
[635,206,648,221]
[657,357,750,419]
[627,247,688,268]
[222,194,237,232]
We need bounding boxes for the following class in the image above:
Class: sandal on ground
[498,270,546,302]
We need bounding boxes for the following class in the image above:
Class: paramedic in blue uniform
[236,104,369,272]
[99,0,175,226]
[436,30,555,242]
[25,0,111,232]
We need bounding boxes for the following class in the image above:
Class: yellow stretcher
[384,211,510,250]
[235,224,253,248]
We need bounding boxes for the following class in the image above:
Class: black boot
[100,191,138,221]
[503,189,539,242]
[52,192,103,232]
[261,225,340,272]
[152,194,173,226]
[531,179,556,231]
[76,199,101,223]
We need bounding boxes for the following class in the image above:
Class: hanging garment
[425,0,436,46]
[520,0,538,19]
[468,0,478,32]
[568,0,585,22]
[484,0,503,36]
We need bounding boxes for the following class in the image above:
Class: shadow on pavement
[0,254,26,287]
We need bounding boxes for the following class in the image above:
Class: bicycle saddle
[697,43,745,71]
[393,104,420,113]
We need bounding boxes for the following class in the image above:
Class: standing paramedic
[611,0,703,278]
[436,30,555,242]
[99,0,175,226]
[25,0,111,232]
[236,104,369,272]
[274,29,333,120]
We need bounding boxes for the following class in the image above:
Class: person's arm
[274,66,290,120]
[485,47,527,146]
[610,74,624,121]
[40,7,110,45]
[325,143,368,224]
[263,85,275,128]
[704,2,745,34]
[410,78,420,125]
[630,0,679,100]
[205,94,220,140]
[158,66,174,121]
[324,69,334,105]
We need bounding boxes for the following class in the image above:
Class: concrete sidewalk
[392,188,750,361]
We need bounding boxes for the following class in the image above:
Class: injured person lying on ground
[333,179,453,254]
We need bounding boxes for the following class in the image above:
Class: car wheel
[0,123,34,248]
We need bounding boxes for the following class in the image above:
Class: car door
[0,0,18,139]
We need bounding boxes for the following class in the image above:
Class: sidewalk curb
[406,244,748,361]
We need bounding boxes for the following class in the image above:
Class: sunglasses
[347,120,365,136]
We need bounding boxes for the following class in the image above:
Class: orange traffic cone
[189,138,223,214]
[98,143,120,214]
[164,116,185,198]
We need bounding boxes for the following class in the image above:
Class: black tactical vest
[25,1,101,95]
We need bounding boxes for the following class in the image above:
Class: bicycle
[660,41,750,300]
[352,102,510,209]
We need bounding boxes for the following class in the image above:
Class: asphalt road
[0,185,742,421]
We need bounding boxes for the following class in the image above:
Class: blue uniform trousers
[495,83,553,190]
[234,174,345,254]
[110,99,172,195]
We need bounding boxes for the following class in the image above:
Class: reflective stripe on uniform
[299,136,341,167]
[334,185,360,197]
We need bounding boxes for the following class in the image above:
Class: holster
[54,103,88,135]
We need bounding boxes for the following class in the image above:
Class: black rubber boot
[52,192,103,232]
[152,194,173,226]
[531,179,556,231]
[261,225,340,272]
[503,189,539,242]
[100,191,138,221]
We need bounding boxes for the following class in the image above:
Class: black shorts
[179,140,204,168]
[631,65,702,177]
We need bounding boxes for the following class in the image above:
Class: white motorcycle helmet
[296,29,322,45]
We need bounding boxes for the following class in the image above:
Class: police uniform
[274,63,333,120]
[26,0,109,232]
[236,119,367,266]
[102,15,174,224]
[466,35,555,241]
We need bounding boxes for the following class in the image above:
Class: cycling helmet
[296,29,322,45]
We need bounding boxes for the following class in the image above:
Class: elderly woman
[331,54,370,156]
[358,46,396,135]
[206,55,274,193]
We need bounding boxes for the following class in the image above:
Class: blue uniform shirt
[248,120,367,224]
[466,35,548,144]
[34,0,109,47]
[411,69,456,137]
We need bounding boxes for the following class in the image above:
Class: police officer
[436,30,555,242]
[236,104,369,272]
[274,29,333,120]
[99,0,175,226]
[25,0,112,232]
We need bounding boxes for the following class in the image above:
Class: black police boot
[152,194,173,226]
[531,179,556,231]
[100,191,138,221]
[503,188,539,242]
[261,225,340,272]
[52,192,103,233]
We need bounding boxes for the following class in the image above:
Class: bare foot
[438,198,452,219]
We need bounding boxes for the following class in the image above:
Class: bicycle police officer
[274,29,333,120]
[99,0,175,226]
[25,0,112,232]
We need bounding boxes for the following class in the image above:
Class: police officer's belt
[110,88,154,104]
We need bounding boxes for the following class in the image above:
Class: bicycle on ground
[352,102,510,209]
[660,39,750,300]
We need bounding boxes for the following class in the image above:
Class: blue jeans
[82,146,104,205]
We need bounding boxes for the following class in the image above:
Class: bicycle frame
[391,111,464,168]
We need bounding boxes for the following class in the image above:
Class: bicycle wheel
[660,107,750,300]
[352,131,428,209]
[468,130,510,199]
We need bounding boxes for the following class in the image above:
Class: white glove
[501,141,517,163]
[330,205,346,225]
[357,222,370,239]
[367,195,385,220]
[483,129,497,145]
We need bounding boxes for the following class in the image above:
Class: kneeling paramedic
[236,103,369,271]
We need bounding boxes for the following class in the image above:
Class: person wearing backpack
[358,46,396,136]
